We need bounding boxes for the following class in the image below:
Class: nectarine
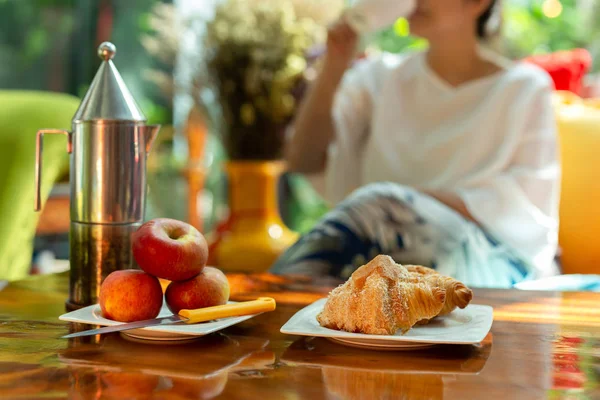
[99,270,163,322]
[165,267,230,314]
[132,218,208,281]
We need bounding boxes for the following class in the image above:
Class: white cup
[344,0,416,34]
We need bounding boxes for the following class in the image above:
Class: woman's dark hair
[477,0,499,39]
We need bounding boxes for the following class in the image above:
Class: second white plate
[280,298,493,349]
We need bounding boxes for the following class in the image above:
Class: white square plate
[60,301,261,342]
[280,299,493,349]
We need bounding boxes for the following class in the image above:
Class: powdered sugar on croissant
[317,255,446,335]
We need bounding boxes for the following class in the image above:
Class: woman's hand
[323,18,359,75]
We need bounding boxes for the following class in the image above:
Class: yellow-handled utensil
[62,297,276,339]
[179,297,276,323]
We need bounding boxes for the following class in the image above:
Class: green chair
[0,91,79,281]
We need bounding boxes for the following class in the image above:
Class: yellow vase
[554,92,600,274]
[209,161,299,273]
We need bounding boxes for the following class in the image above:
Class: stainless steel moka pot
[34,42,160,310]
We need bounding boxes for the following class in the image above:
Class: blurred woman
[272,0,560,287]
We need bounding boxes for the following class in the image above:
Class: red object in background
[524,49,593,96]
[553,374,586,390]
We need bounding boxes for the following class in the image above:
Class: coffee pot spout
[141,124,161,154]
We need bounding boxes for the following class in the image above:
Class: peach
[165,267,230,314]
[132,218,208,281]
[99,270,163,322]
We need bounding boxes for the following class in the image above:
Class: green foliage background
[371,0,600,71]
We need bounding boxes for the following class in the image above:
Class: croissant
[403,265,474,326]
[422,274,473,316]
[405,264,473,316]
[404,265,438,276]
[317,255,446,335]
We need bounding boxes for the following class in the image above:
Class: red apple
[165,267,230,314]
[132,218,208,281]
[99,270,163,322]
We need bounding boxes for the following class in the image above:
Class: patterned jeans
[271,183,531,288]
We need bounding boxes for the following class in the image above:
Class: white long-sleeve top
[324,49,561,278]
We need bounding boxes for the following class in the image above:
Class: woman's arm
[285,64,345,173]
[285,20,358,174]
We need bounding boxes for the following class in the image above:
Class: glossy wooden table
[1,273,599,399]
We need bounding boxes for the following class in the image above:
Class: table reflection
[323,368,443,400]
[57,333,274,399]
[281,335,492,400]
[549,334,600,397]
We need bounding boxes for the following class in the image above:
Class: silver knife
[62,297,277,339]
[62,314,188,339]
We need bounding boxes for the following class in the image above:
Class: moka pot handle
[34,129,72,212]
